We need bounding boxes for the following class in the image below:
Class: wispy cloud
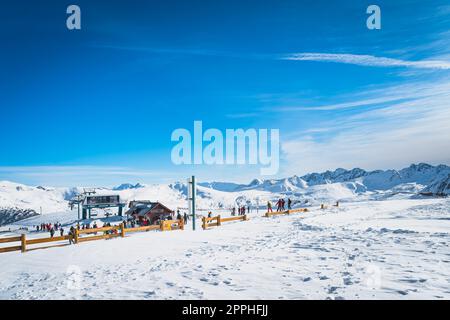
[275,80,450,112]
[280,78,450,175]
[0,166,172,187]
[281,53,450,70]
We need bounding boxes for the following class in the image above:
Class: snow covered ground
[0,197,449,300]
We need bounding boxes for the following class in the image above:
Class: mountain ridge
[0,163,449,226]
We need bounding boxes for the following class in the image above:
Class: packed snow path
[0,199,449,299]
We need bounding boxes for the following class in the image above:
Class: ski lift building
[81,195,126,219]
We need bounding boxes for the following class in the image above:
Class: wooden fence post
[244,214,248,221]
[202,217,206,230]
[120,223,125,237]
[179,219,184,230]
[21,234,26,253]
[74,228,79,244]
[217,215,221,226]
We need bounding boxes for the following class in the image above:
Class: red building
[126,201,174,224]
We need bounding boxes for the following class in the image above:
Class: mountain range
[0,163,449,226]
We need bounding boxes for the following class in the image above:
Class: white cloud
[282,53,450,70]
[280,79,450,175]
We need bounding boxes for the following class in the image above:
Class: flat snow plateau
[0,198,449,300]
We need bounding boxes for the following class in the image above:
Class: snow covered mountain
[421,173,450,196]
[211,163,450,194]
[0,163,449,225]
[112,183,146,191]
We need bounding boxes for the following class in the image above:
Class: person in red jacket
[276,199,281,212]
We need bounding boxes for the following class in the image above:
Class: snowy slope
[1,197,449,299]
[0,181,70,213]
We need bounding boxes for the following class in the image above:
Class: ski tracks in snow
[1,199,449,299]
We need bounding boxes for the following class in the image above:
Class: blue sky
[0,0,449,186]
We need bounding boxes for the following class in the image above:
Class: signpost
[187,176,196,230]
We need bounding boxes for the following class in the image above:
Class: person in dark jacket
[267,201,273,213]
[50,227,55,238]
[68,227,75,244]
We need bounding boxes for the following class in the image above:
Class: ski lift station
[82,195,126,219]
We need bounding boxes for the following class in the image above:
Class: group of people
[267,198,292,212]
[231,206,251,216]
[35,222,65,238]
[122,211,189,228]
[176,210,189,224]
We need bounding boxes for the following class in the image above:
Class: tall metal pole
[191,175,196,231]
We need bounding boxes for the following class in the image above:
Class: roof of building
[126,201,173,216]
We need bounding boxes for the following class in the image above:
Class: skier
[281,199,286,211]
[50,227,55,238]
[267,201,273,213]
[60,228,64,237]
[183,212,188,224]
[177,211,182,221]
[288,198,292,210]
[208,211,212,218]
[247,205,250,213]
